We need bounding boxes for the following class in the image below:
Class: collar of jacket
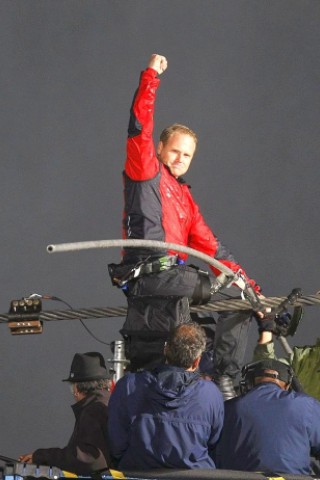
[162,164,190,187]
[71,390,110,417]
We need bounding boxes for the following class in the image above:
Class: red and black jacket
[122,68,260,292]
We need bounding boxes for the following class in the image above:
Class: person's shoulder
[288,391,320,422]
[200,378,220,390]
[292,389,320,405]
[82,395,109,420]
[115,370,153,390]
[197,378,224,399]
[87,399,109,415]
[115,371,137,387]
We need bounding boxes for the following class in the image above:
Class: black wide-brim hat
[63,352,109,382]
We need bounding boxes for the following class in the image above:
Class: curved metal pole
[277,335,294,356]
[47,238,242,281]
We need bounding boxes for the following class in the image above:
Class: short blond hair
[160,123,198,147]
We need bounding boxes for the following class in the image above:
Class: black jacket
[33,390,111,475]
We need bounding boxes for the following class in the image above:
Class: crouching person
[108,323,224,470]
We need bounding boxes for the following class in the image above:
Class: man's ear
[157,141,163,156]
[191,357,201,371]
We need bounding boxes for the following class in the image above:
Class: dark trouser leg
[121,266,211,371]
[213,309,253,400]
[121,295,191,371]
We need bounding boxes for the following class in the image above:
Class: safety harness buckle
[109,255,178,287]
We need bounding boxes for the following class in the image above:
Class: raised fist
[148,54,168,75]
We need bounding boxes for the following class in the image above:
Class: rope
[1,293,319,324]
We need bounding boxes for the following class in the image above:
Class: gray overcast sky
[1,0,320,458]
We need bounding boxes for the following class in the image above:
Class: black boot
[215,375,237,401]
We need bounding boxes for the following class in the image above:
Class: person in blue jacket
[216,358,320,475]
[108,322,224,470]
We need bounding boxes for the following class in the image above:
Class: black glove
[255,313,275,333]
[255,311,292,336]
[273,312,292,337]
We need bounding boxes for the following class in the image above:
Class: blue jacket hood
[146,365,200,409]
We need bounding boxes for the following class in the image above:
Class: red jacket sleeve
[188,199,261,293]
[125,68,160,180]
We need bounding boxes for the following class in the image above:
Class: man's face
[157,132,196,178]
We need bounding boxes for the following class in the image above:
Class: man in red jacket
[109,54,262,398]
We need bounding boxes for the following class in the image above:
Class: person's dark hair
[75,378,111,395]
[165,323,206,369]
[160,123,198,147]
